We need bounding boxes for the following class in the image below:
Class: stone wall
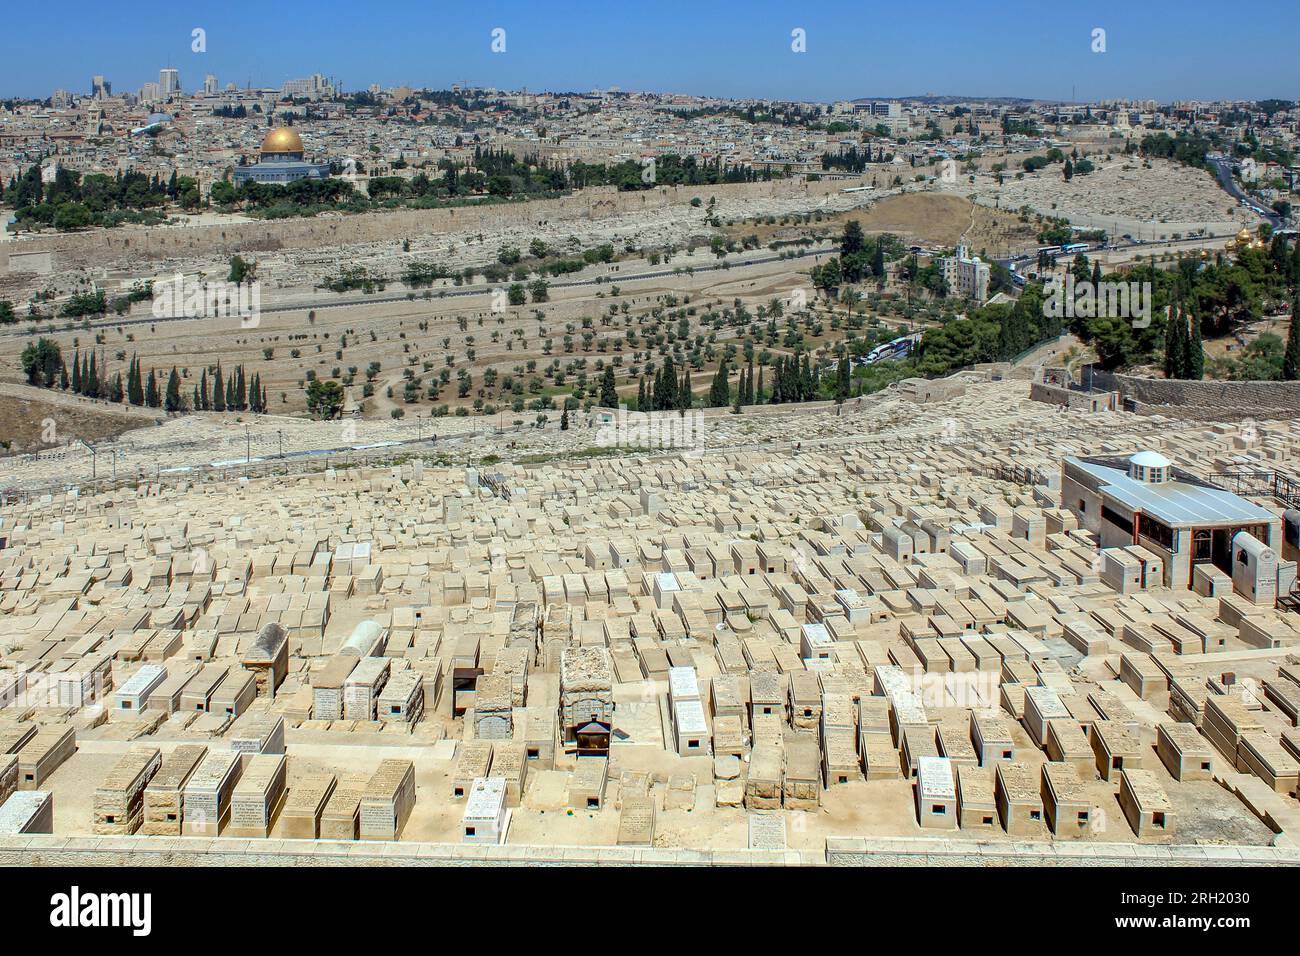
[2,177,847,274]
[1,834,1291,867]
[1090,369,1300,421]
[0,834,816,866]
[824,837,1295,866]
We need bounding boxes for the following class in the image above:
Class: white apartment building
[940,244,990,303]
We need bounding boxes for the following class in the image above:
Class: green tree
[212,364,225,412]
[164,367,182,412]
[1187,310,1205,380]
[599,366,618,408]
[21,338,62,387]
[228,255,253,284]
[1163,306,1187,380]
[1284,293,1300,380]
[709,359,730,407]
[305,379,346,419]
[835,356,851,403]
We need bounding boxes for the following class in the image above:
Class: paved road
[0,243,835,340]
[1209,156,1282,228]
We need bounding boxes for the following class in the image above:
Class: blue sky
[2,0,1295,103]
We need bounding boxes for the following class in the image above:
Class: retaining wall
[1089,369,1300,421]
[1,834,1292,867]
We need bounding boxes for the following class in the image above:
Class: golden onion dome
[261,127,304,154]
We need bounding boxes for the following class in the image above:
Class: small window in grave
[454,788,464,797]
[1078,500,1086,512]
[1030,809,1042,821]
[167,814,177,821]
[934,804,946,814]
[391,706,400,714]
[106,816,115,823]
[527,749,539,759]
[123,702,132,709]
[1201,762,1211,770]
[1002,750,1013,759]
[1238,550,1249,566]
[763,707,772,715]
[587,798,599,809]
[982,816,994,825]
[25,774,33,781]
[1078,811,1089,823]
[1153,812,1166,828]
[465,827,475,836]
[838,776,847,784]
[688,740,699,748]
[803,709,812,717]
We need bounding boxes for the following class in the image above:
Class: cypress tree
[1163,304,1186,380]
[1284,292,1300,381]
[599,366,618,408]
[1186,309,1204,380]
[145,369,160,408]
[745,358,755,405]
[164,367,181,412]
[213,364,225,412]
[71,349,82,393]
[709,359,729,407]
[199,369,209,410]
[636,376,646,410]
[756,366,764,404]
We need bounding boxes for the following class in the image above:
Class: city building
[940,244,991,303]
[159,68,181,99]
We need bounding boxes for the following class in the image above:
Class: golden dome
[261,127,304,154]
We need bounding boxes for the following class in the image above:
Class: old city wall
[4,177,849,272]
[1090,369,1300,421]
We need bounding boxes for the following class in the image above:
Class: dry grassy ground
[0,383,159,454]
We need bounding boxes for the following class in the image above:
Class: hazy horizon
[1,0,1295,104]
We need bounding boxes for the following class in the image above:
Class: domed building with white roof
[231,126,331,186]
[1062,451,1281,593]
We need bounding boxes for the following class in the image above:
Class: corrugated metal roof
[1071,457,1274,526]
